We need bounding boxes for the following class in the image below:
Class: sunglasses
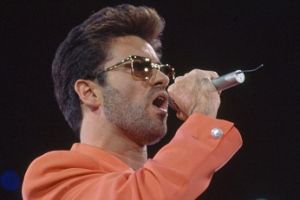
[96,55,175,81]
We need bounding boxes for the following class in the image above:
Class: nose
[149,69,170,87]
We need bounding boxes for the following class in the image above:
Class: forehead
[105,35,159,66]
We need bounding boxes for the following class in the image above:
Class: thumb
[176,111,188,121]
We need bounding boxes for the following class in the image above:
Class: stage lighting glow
[0,170,20,191]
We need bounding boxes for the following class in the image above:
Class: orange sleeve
[22,113,242,200]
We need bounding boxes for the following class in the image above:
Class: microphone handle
[211,70,245,91]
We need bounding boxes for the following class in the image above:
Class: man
[22,4,242,199]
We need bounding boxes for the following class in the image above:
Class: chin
[145,126,168,146]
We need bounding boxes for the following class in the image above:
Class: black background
[1,0,299,199]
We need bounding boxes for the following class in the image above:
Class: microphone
[168,64,263,111]
[211,70,245,91]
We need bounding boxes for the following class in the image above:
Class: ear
[74,79,103,110]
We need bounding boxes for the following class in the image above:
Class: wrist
[190,105,218,118]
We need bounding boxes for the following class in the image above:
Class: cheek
[107,73,147,102]
[122,83,148,103]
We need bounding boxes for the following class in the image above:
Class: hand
[168,69,220,120]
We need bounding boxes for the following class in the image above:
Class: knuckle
[211,71,219,78]
[190,69,202,75]
[174,76,184,82]
[167,84,174,91]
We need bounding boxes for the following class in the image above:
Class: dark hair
[52,4,165,136]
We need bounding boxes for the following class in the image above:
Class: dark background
[1,0,299,199]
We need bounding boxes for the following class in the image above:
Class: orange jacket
[22,114,243,200]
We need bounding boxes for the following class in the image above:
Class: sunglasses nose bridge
[151,63,166,78]
[150,63,160,70]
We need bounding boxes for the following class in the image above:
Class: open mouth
[152,93,168,112]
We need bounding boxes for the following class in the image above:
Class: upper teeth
[158,96,164,101]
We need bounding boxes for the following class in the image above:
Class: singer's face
[101,36,170,146]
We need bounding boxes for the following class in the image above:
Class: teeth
[158,96,165,101]
[160,107,168,112]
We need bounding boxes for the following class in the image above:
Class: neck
[80,111,148,170]
[109,144,148,170]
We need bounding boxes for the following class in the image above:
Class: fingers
[189,69,219,79]
[168,68,221,120]
[176,111,188,121]
[210,71,219,79]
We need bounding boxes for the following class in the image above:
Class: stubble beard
[102,86,167,146]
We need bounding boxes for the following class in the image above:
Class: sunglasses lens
[160,65,175,80]
[130,56,175,81]
[132,59,152,79]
